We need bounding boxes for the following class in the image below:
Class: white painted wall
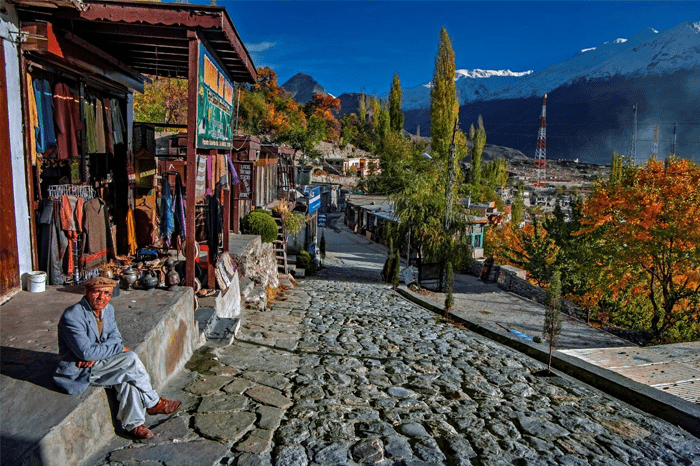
[1,6,32,278]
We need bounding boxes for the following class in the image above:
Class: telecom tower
[534,94,547,188]
[628,104,637,166]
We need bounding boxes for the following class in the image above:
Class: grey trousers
[89,351,160,431]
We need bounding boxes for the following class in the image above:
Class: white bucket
[27,271,47,293]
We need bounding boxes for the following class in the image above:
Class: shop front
[3,1,257,297]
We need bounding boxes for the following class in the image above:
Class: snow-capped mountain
[399,21,700,110]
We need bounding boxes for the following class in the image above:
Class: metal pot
[140,270,158,290]
[163,258,181,288]
[120,266,138,290]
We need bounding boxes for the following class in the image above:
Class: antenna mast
[534,94,547,188]
[651,125,659,160]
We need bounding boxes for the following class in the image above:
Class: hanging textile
[110,98,126,145]
[53,82,83,160]
[84,98,97,153]
[37,199,68,285]
[205,190,222,260]
[102,98,114,155]
[126,205,138,256]
[60,195,85,276]
[160,175,174,246]
[95,98,106,153]
[27,73,39,164]
[195,156,207,198]
[226,153,240,185]
[217,154,228,189]
[205,156,213,195]
[172,173,187,243]
[33,78,57,154]
[82,197,111,268]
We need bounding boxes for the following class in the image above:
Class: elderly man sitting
[54,277,181,440]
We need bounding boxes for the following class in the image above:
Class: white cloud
[246,41,276,52]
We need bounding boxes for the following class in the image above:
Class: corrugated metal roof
[16,0,257,83]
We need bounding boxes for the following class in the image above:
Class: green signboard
[197,42,234,149]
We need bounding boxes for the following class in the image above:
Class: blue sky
[207,1,700,97]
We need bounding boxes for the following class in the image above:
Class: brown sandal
[130,424,154,440]
[146,397,182,415]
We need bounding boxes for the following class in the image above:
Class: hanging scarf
[173,173,187,242]
[160,175,174,246]
[205,189,222,260]
[126,205,137,256]
[226,153,240,185]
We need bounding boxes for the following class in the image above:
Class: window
[473,234,482,248]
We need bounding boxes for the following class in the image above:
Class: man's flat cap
[84,277,118,289]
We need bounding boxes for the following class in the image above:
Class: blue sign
[318,213,327,227]
[308,186,321,214]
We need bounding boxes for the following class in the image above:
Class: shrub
[240,209,278,243]
[297,250,317,275]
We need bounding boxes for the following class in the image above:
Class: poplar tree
[388,73,404,133]
[470,115,486,187]
[543,268,562,374]
[430,27,458,162]
[358,91,367,123]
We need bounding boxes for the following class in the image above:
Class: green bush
[297,250,317,275]
[240,209,278,243]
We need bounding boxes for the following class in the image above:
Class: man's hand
[123,346,130,352]
[77,360,96,368]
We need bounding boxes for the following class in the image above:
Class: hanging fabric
[160,175,174,246]
[173,173,187,243]
[217,154,228,189]
[195,156,207,198]
[205,156,213,195]
[226,153,240,185]
[27,73,39,164]
[205,188,222,260]
[95,98,106,153]
[82,197,112,268]
[53,82,83,160]
[36,199,68,285]
[33,78,57,154]
[84,98,97,153]
[102,98,115,155]
[126,205,137,256]
[60,194,84,277]
[110,98,126,144]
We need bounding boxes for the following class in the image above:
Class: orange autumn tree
[304,93,342,142]
[578,157,700,339]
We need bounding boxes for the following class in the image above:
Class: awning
[15,0,257,83]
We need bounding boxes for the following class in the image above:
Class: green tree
[511,188,525,226]
[358,91,367,123]
[470,116,486,187]
[388,73,404,133]
[430,27,458,163]
[543,268,562,374]
[610,151,623,184]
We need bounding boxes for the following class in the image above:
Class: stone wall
[229,235,279,289]
[471,259,588,321]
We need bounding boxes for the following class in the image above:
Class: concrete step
[292,268,305,278]
[205,317,241,347]
[194,307,218,337]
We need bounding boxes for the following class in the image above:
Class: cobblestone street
[93,259,700,465]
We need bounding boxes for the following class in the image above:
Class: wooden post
[185,31,198,288]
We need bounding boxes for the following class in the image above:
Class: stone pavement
[89,262,700,465]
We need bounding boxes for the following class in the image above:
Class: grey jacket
[53,297,124,394]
